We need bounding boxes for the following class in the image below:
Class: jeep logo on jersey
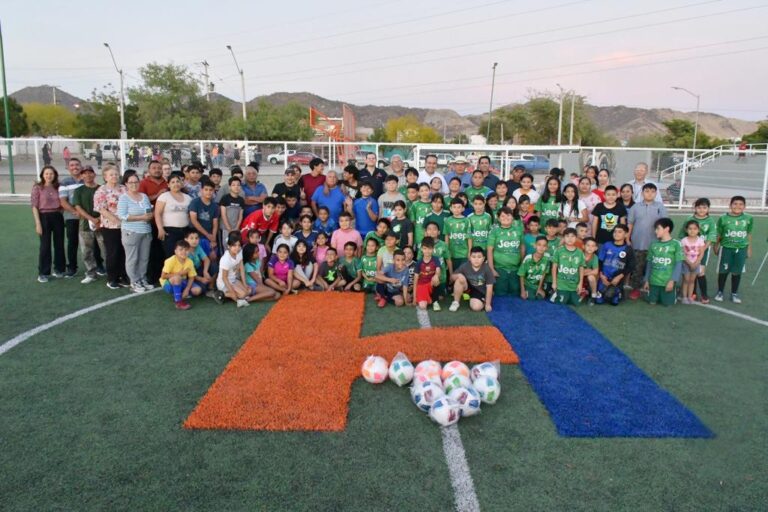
[560,266,578,275]
[653,256,673,265]
[450,232,467,240]
[498,239,520,249]
[725,230,747,239]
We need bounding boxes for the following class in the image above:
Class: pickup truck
[82,144,122,161]
[505,153,550,172]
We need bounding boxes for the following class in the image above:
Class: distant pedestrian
[42,143,52,166]
[62,146,71,166]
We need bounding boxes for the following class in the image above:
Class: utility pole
[568,90,576,145]
[103,43,127,141]
[486,62,498,142]
[556,83,564,146]
[0,20,15,193]
[672,86,700,152]
[201,60,211,102]
[52,85,58,105]
[227,45,247,122]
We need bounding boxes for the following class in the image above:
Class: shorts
[199,237,211,255]
[682,262,703,276]
[552,289,580,306]
[700,246,711,266]
[718,247,747,274]
[468,286,486,302]
[415,282,434,304]
[493,267,520,296]
[375,283,402,303]
[524,286,542,301]
[451,258,467,272]
[596,281,622,305]
[163,279,203,294]
[647,284,676,306]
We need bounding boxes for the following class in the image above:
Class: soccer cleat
[118,279,131,288]
[700,297,710,304]
[175,300,191,310]
[731,293,742,304]
[106,281,121,290]
[449,301,460,312]
[37,275,49,283]
[130,283,145,293]
[432,301,441,312]
[81,275,97,284]
[714,291,724,302]
[628,289,642,300]
[236,299,250,308]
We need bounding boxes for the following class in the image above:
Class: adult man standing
[58,157,83,277]
[477,155,500,190]
[418,154,448,193]
[358,152,387,199]
[300,158,327,205]
[139,160,169,285]
[506,164,526,193]
[71,166,106,284]
[242,162,268,216]
[444,155,472,190]
[628,162,661,203]
[385,154,407,187]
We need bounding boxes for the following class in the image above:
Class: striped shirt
[117,193,152,234]
[59,176,83,220]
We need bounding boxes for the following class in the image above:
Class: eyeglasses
[127,180,140,185]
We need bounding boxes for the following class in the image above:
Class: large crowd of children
[31,155,754,311]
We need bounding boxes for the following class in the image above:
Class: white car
[416,152,455,168]
[267,150,296,165]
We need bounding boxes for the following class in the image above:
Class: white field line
[691,302,768,328]
[417,307,481,512]
[0,289,160,357]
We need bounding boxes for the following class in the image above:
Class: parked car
[267,150,296,165]
[82,144,122,161]
[287,152,325,166]
[506,153,550,172]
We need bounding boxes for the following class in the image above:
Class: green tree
[217,100,313,140]
[662,119,716,149]
[0,97,29,136]
[627,133,666,148]
[23,103,77,136]
[367,126,389,142]
[73,89,141,139]
[742,120,768,144]
[383,115,441,143]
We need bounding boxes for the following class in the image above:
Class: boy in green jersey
[678,197,717,302]
[423,193,451,236]
[465,170,492,199]
[444,198,472,273]
[581,237,600,303]
[468,194,493,250]
[340,241,363,291]
[551,227,585,305]
[404,183,419,210]
[360,237,380,292]
[518,236,550,300]
[409,183,432,246]
[642,218,683,306]
[523,216,541,257]
[714,195,753,303]
[487,206,525,296]
[398,167,419,196]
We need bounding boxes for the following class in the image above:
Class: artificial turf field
[0,203,766,511]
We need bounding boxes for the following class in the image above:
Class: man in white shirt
[628,162,662,203]
[417,154,448,193]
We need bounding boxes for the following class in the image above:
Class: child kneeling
[161,240,203,310]
[449,246,495,312]
[216,233,253,308]
[374,249,410,307]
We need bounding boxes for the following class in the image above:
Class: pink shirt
[314,245,329,263]
[30,184,61,212]
[330,228,363,255]
[682,236,706,264]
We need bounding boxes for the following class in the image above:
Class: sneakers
[106,281,121,290]
[95,266,107,276]
[37,275,49,283]
[140,280,155,291]
[448,301,460,312]
[700,296,710,304]
[681,298,692,305]
[714,291,724,302]
[376,297,387,308]
[175,300,191,310]
[130,283,146,293]
[118,279,131,288]
[81,275,97,284]
[51,271,64,278]
[236,299,250,308]
[212,290,225,304]
[628,289,642,300]
[432,301,441,312]
[64,270,77,279]
[731,293,742,304]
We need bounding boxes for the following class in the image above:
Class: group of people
[31,152,754,311]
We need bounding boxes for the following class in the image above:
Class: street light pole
[568,90,576,145]
[201,60,211,102]
[556,83,564,146]
[0,20,15,193]
[227,45,247,122]
[671,86,700,152]
[486,62,498,142]
[103,43,127,141]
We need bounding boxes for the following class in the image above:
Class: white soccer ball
[361,355,388,384]
[449,387,482,417]
[410,380,445,413]
[412,373,443,387]
[388,357,414,386]
[443,373,472,395]
[415,360,442,380]
[441,361,470,380]
[471,362,499,382]
[428,396,461,427]
[473,376,501,404]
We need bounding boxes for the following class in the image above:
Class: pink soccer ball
[361,355,389,384]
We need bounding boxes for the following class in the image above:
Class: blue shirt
[444,171,472,190]
[312,218,338,237]
[242,181,268,216]
[188,196,220,234]
[117,193,152,234]
[294,229,319,250]
[353,196,379,236]
[311,186,346,223]
[382,263,410,293]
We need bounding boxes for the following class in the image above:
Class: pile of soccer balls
[361,353,501,427]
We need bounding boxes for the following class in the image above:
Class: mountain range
[11,85,758,141]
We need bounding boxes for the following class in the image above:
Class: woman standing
[593,168,612,201]
[94,165,129,289]
[155,174,192,256]
[620,183,636,212]
[118,173,154,293]
[31,165,65,282]
[578,176,601,220]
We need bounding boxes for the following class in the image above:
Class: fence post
[284,142,288,171]
[678,149,688,210]
[503,149,509,180]
[414,145,420,170]
[34,139,40,177]
[761,149,768,212]
[591,148,597,169]
[244,140,250,165]
[119,138,126,174]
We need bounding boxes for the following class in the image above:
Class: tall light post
[227,45,247,122]
[103,43,127,141]
[486,62,498,142]
[568,90,576,145]
[671,86,700,152]
[556,83,565,146]
[0,20,15,193]
[201,60,211,102]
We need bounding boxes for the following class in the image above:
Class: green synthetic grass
[1,204,767,511]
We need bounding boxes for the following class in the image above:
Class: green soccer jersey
[717,213,753,249]
[409,200,433,245]
[340,257,361,280]
[544,236,561,282]
[423,211,451,236]
[360,255,378,286]
[488,224,524,270]
[536,197,561,226]
[678,215,717,243]
[364,231,385,250]
[553,246,585,291]
[584,253,599,271]
[517,253,551,289]
[444,216,471,259]
[443,194,462,209]
[647,239,683,286]
[465,186,492,200]
[468,212,493,249]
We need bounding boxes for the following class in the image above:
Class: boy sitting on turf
[317,247,344,291]
[414,237,442,310]
[487,206,525,297]
[596,223,634,306]
[340,241,363,291]
[444,198,472,275]
[642,218,683,306]
[160,240,200,310]
[449,246,495,312]
[551,227,585,305]
[374,249,410,308]
[518,236,550,301]
[713,195,753,303]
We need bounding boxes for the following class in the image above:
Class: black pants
[38,211,65,276]
[65,218,79,272]
[147,222,165,285]
[163,227,187,258]
[102,228,127,284]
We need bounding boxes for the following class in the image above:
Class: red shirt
[139,177,169,204]
[300,173,326,201]
[416,257,440,284]
[240,209,279,243]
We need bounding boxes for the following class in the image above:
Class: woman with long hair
[620,183,636,212]
[31,165,65,282]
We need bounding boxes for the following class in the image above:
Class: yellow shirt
[160,255,197,286]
